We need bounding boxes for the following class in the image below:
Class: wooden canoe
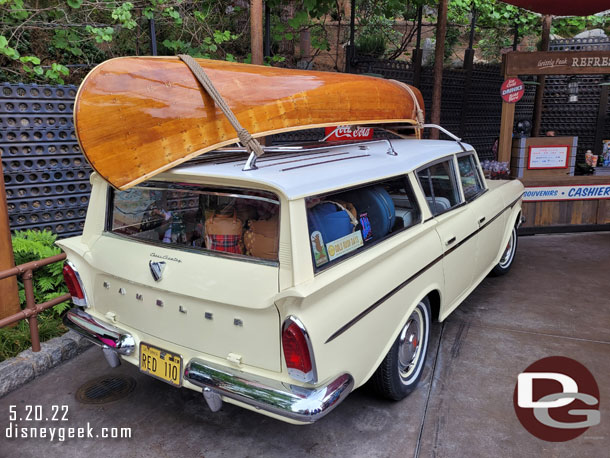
[74,57,424,190]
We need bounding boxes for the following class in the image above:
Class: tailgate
[87,235,281,372]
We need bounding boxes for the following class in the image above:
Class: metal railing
[0,253,70,352]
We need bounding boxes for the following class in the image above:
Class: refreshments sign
[324,126,374,142]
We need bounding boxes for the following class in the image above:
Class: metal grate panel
[1,82,90,238]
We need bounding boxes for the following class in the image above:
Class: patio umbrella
[500,1,609,17]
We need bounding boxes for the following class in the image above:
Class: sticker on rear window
[359,213,372,241]
[311,231,329,266]
[326,231,364,261]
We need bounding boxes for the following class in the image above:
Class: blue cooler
[339,186,395,241]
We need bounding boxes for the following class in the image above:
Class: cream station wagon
[59,136,523,424]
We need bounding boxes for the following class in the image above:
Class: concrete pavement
[1,232,608,458]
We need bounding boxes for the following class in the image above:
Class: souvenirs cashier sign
[523,183,610,202]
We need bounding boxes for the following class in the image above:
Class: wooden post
[531,14,552,137]
[459,8,477,139]
[430,0,448,139]
[264,3,271,58]
[412,5,423,88]
[149,18,157,56]
[593,78,609,156]
[251,0,264,65]
[498,53,516,164]
[345,0,356,72]
[0,156,21,323]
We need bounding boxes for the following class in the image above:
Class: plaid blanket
[206,234,243,254]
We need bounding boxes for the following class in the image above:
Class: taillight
[62,261,88,307]
[282,317,316,383]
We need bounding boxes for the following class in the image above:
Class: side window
[307,176,421,270]
[457,154,485,201]
[417,159,462,216]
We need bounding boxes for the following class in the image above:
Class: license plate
[140,343,182,387]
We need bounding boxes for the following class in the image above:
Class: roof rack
[236,124,466,172]
[421,124,467,152]
[242,139,396,171]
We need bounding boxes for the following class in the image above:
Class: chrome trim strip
[63,308,135,356]
[184,359,354,423]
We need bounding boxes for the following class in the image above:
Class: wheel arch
[494,203,522,264]
[358,287,440,387]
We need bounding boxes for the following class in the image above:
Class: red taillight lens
[62,263,85,304]
[282,321,312,374]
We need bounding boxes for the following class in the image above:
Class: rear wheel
[490,226,518,276]
[370,298,431,401]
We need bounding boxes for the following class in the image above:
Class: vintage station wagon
[59,136,524,424]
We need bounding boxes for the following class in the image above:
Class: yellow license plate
[140,343,182,387]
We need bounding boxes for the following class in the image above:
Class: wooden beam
[531,14,552,137]
[250,0,263,65]
[498,53,516,164]
[430,0,448,139]
[498,99,516,163]
[593,79,609,156]
[0,157,21,323]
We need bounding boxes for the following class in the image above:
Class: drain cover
[76,375,136,404]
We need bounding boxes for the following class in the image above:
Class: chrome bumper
[63,308,135,355]
[185,359,354,423]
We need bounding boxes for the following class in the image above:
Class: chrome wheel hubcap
[499,230,515,268]
[398,309,423,377]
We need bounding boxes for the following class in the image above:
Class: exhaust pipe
[102,346,121,368]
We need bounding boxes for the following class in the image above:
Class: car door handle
[445,236,456,246]
[478,216,486,225]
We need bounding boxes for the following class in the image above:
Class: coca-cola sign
[324,126,374,142]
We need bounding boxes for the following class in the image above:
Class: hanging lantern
[567,77,579,103]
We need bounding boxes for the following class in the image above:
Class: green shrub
[12,229,70,316]
[356,33,387,58]
[0,230,70,361]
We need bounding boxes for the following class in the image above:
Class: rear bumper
[185,359,354,423]
[63,308,135,355]
[64,307,354,423]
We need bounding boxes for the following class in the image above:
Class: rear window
[108,182,280,261]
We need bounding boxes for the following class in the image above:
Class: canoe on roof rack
[74,56,425,190]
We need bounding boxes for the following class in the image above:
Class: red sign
[501,77,525,103]
[324,126,374,142]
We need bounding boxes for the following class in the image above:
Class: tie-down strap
[178,54,265,158]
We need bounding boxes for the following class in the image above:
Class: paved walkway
[1,232,608,458]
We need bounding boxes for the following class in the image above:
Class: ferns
[0,229,70,361]
[11,229,68,317]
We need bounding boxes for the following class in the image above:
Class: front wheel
[369,298,431,401]
[490,226,518,276]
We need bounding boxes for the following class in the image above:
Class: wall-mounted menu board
[527,145,569,169]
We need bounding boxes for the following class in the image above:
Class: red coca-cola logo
[324,126,373,142]
[501,77,525,103]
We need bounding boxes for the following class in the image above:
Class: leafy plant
[0,230,70,361]
[11,230,70,316]
[0,313,67,362]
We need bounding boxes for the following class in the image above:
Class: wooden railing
[0,253,70,352]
